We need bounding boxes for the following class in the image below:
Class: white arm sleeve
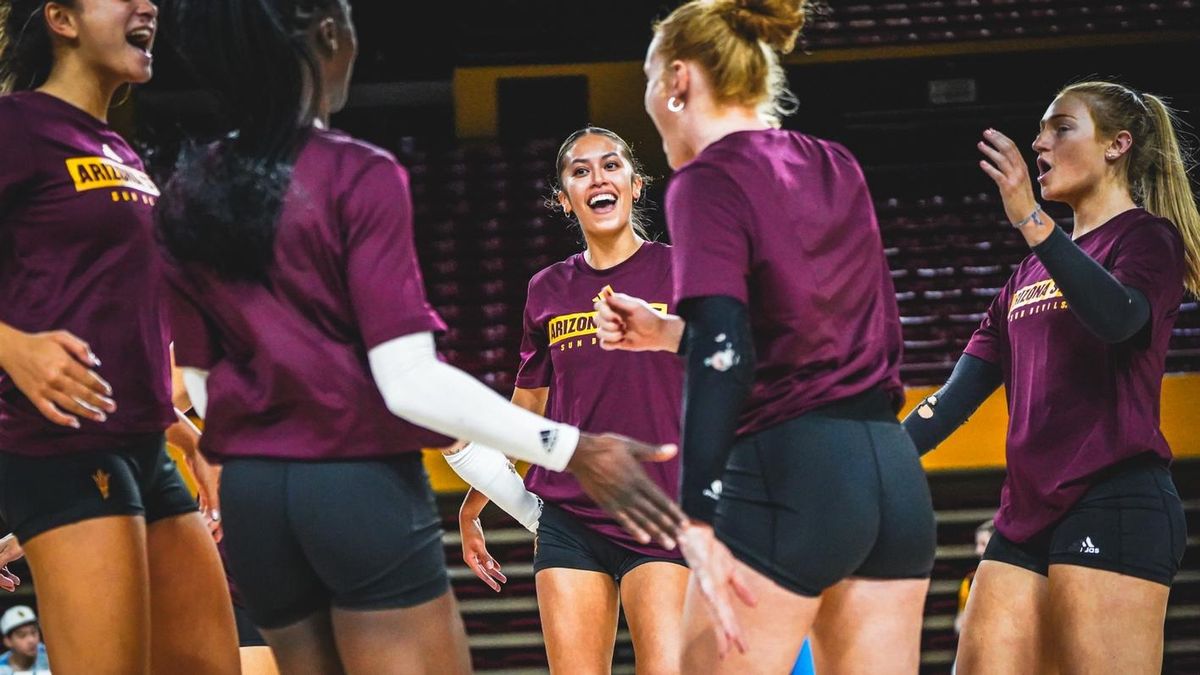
[181,368,210,419]
[445,443,542,533]
[368,332,578,471]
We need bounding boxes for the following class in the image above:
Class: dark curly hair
[156,0,345,281]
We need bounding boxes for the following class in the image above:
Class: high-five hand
[678,522,758,658]
[978,128,1052,247]
[568,434,687,549]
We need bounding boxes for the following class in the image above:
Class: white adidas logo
[1079,537,1100,554]
[702,480,723,501]
[102,143,124,163]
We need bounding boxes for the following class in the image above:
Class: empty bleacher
[402,137,1200,390]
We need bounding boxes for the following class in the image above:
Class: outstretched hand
[678,522,758,658]
[568,433,686,549]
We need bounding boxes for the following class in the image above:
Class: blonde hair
[0,2,12,94]
[1061,81,1200,296]
[652,0,807,127]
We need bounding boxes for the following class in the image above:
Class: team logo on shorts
[91,469,111,500]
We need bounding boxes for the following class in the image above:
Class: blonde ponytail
[1141,94,1200,297]
[1062,81,1200,296]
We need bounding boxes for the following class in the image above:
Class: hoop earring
[112,84,133,109]
[667,96,685,113]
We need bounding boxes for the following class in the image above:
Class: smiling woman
[445,127,691,674]
[0,1,240,674]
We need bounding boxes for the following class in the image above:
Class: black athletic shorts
[233,603,268,648]
[219,453,450,630]
[715,388,937,597]
[533,501,686,580]
[983,456,1186,587]
[0,435,197,543]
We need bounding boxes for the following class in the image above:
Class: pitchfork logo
[92,469,111,500]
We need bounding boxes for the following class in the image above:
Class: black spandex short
[0,435,196,543]
[218,453,449,630]
[233,603,268,648]
[715,388,937,597]
[983,456,1186,587]
[533,501,686,580]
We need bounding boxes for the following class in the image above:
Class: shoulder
[527,254,581,296]
[1116,210,1183,251]
[0,93,31,120]
[640,240,674,266]
[0,95,32,146]
[668,154,746,205]
[309,129,406,181]
[642,240,672,255]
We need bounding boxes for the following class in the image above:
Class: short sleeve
[1108,219,1186,336]
[340,156,446,350]
[665,165,753,304]
[963,280,1011,366]
[514,282,552,389]
[164,277,223,370]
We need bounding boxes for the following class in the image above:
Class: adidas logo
[539,429,558,452]
[102,143,124,163]
[701,480,723,501]
[1078,536,1100,555]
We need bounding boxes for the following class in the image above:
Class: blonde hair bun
[718,0,807,54]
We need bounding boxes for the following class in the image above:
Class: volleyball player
[0,1,239,672]
[904,81,1198,673]
[595,1,937,672]
[448,128,688,674]
[157,2,684,672]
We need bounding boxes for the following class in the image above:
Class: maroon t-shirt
[517,242,683,557]
[165,129,450,462]
[965,209,1184,542]
[0,92,173,455]
[666,129,904,436]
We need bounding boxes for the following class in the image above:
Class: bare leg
[331,591,472,675]
[147,512,239,673]
[240,646,281,675]
[536,568,620,675]
[22,516,151,675]
[680,557,819,675]
[955,560,1056,675]
[260,611,344,675]
[1048,564,1169,675]
[809,577,929,674]
[620,562,689,675]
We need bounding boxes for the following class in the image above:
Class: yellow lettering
[64,157,161,196]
